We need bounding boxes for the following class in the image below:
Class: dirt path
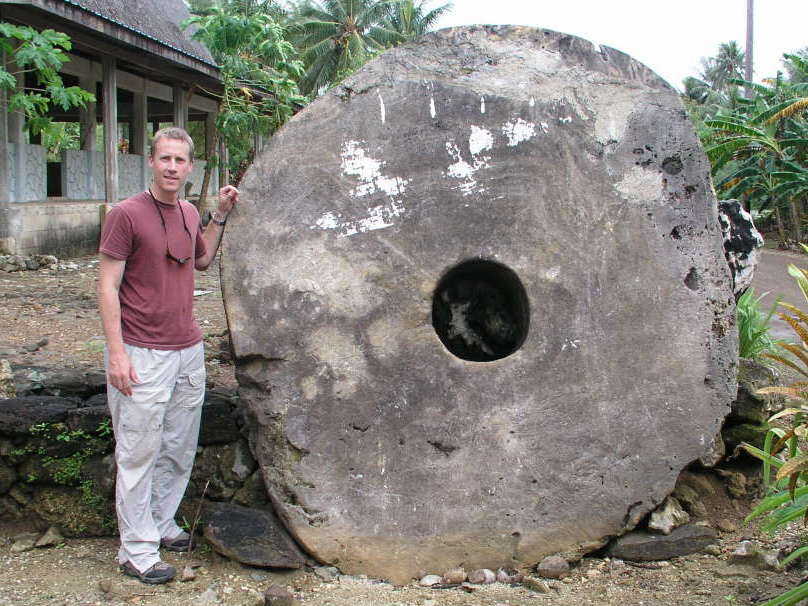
[750,248,806,341]
[0,254,803,605]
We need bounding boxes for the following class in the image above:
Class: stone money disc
[222,25,737,584]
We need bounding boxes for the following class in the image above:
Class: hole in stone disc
[431,259,530,362]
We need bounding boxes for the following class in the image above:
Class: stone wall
[0,366,270,540]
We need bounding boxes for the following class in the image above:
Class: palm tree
[701,41,745,94]
[290,0,400,95]
[383,0,452,44]
[744,0,754,96]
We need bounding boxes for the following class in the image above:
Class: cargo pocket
[178,369,206,409]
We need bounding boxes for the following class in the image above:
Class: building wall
[7,144,47,202]
[0,200,103,257]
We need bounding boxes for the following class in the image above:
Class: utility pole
[744,0,754,97]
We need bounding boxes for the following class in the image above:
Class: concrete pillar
[102,56,118,205]
[131,91,147,156]
[79,76,96,151]
[0,51,9,203]
[173,86,188,130]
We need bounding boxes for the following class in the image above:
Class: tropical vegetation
[684,44,808,246]
[736,287,779,359]
[184,0,452,181]
[743,250,808,605]
[287,0,452,95]
[0,22,95,136]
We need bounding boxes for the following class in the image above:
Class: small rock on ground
[442,568,467,584]
[649,497,690,535]
[34,526,63,547]
[523,576,551,593]
[10,532,39,553]
[419,574,442,587]
[264,584,297,606]
[468,568,496,584]
[537,555,570,579]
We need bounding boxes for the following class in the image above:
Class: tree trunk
[744,0,754,97]
[790,197,802,243]
[774,205,787,247]
[232,146,256,188]
[196,130,218,213]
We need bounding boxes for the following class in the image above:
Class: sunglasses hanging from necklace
[148,189,193,264]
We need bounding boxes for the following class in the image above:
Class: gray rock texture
[222,26,737,583]
[203,502,306,568]
[607,524,718,561]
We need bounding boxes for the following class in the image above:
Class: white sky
[435,0,808,90]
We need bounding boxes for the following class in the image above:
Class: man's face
[149,137,193,199]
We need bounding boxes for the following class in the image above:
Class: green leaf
[780,546,808,568]
[758,579,808,606]
[0,68,15,90]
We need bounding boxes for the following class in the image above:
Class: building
[0,0,224,256]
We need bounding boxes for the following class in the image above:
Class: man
[98,127,239,584]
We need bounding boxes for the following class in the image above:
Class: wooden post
[103,56,118,206]
[79,76,97,150]
[173,85,188,129]
[0,51,9,203]
[131,91,147,156]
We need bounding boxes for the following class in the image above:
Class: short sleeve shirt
[99,191,207,350]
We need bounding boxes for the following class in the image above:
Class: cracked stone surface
[222,25,737,583]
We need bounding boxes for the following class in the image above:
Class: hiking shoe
[120,560,176,585]
[160,531,193,552]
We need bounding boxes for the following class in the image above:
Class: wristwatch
[210,210,228,226]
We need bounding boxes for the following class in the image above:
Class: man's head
[148,127,194,202]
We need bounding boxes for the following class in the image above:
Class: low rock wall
[0,365,271,540]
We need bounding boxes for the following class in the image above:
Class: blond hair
[150,127,194,161]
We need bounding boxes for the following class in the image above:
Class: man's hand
[198,185,240,270]
[217,185,239,217]
[107,350,139,396]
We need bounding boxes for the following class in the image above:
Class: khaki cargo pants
[106,342,205,573]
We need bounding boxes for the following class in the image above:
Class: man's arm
[98,252,138,396]
[195,185,239,270]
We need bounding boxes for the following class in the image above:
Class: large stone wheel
[222,26,737,583]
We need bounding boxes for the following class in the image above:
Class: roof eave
[1,0,221,84]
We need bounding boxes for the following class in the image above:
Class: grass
[737,288,779,359]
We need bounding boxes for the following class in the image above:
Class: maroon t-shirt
[99,191,207,350]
